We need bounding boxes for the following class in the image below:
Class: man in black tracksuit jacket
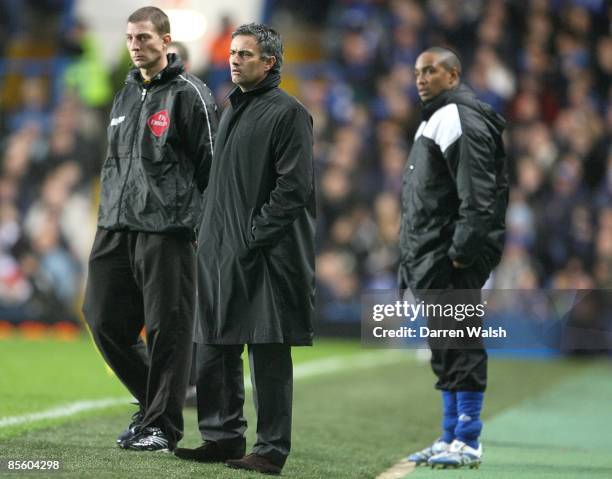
[82,7,217,452]
[400,48,508,468]
[174,24,315,475]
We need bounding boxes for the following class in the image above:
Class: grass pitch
[0,336,610,478]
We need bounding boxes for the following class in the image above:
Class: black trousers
[195,343,293,467]
[83,229,195,448]
[427,257,492,392]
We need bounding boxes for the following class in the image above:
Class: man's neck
[140,56,168,82]
[238,73,269,93]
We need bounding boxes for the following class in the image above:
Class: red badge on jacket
[147,110,170,137]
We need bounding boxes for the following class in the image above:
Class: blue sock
[455,391,484,449]
[441,391,457,443]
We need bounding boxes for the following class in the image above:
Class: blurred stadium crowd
[0,0,610,328]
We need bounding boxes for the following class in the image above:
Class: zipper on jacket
[115,86,148,225]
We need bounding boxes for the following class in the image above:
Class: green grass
[0,336,607,478]
[408,363,612,478]
[0,336,124,415]
[0,336,365,438]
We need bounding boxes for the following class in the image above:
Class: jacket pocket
[135,157,177,221]
[239,208,256,258]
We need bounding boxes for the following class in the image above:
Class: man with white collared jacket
[83,6,218,453]
[399,47,508,469]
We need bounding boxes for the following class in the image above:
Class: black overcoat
[195,72,315,345]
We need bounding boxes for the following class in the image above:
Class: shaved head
[414,47,462,101]
[423,47,462,74]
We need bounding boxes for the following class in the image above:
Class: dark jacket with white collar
[399,83,509,290]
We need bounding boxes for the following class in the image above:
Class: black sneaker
[121,426,172,452]
[116,408,144,446]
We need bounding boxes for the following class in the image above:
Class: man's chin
[232,79,253,91]
[132,59,154,69]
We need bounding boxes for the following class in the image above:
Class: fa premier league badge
[147,110,170,137]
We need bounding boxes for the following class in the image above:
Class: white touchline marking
[0,397,132,428]
[292,350,410,381]
[376,459,416,479]
[0,350,412,429]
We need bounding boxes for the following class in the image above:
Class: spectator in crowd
[167,41,190,71]
[202,14,235,93]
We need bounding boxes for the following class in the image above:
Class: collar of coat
[228,71,281,107]
[419,82,506,133]
[125,53,185,86]
[419,83,473,120]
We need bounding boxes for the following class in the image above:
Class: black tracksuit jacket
[98,54,217,236]
[399,83,509,291]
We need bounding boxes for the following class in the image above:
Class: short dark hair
[232,23,283,73]
[128,6,170,35]
[424,46,462,75]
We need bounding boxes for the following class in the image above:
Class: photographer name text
[372,326,507,338]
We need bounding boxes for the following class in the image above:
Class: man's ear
[162,33,172,48]
[263,56,277,72]
[449,67,459,86]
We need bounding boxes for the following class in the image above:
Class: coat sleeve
[184,85,219,193]
[248,105,314,248]
[444,123,498,266]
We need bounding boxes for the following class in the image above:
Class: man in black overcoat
[174,23,315,475]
